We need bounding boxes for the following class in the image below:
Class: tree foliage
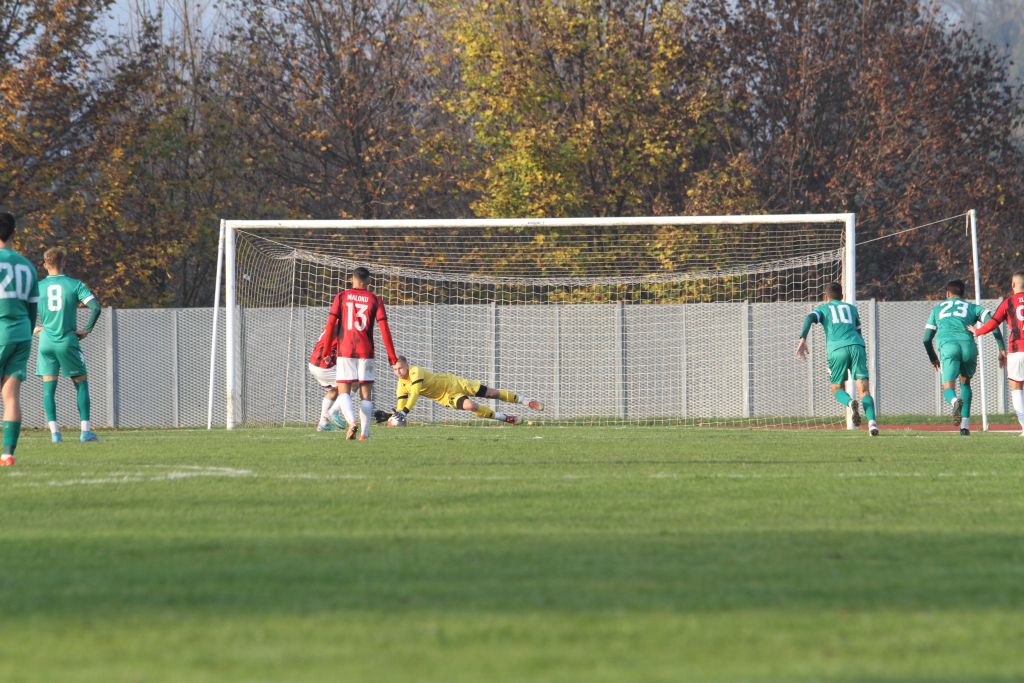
[0,0,1021,305]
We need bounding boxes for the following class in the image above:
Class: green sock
[43,379,58,422]
[943,387,957,405]
[834,390,852,407]
[960,385,972,418]
[3,420,22,455]
[861,394,876,421]
[76,380,91,421]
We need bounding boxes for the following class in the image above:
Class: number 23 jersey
[924,297,990,345]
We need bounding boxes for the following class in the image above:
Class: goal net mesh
[230,219,848,427]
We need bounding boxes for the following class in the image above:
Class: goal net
[214,215,856,429]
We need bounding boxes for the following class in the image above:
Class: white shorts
[336,357,375,384]
[307,363,336,389]
[1007,352,1024,382]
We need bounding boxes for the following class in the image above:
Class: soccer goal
[207,214,874,429]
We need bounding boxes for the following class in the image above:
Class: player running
[386,356,543,425]
[34,247,102,443]
[796,282,879,435]
[923,279,1005,436]
[971,270,1024,436]
[321,267,398,440]
[0,213,39,466]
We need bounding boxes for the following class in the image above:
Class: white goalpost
[210,213,871,430]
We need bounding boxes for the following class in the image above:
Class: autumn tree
[434,0,755,220]
[217,0,453,220]
[694,0,1024,298]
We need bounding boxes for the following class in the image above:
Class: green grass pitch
[2,426,1023,682]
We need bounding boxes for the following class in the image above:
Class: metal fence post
[742,301,753,418]
[679,306,688,419]
[490,302,498,411]
[172,309,181,428]
[807,331,816,417]
[105,307,119,428]
[554,305,561,420]
[616,302,626,419]
[869,298,880,411]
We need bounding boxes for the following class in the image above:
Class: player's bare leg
[333,381,359,438]
[482,386,542,411]
[1,374,22,465]
[459,397,518,424]
[358,382,374,440]
[855,379,879,436]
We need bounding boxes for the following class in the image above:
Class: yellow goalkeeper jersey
[396,366,481,412]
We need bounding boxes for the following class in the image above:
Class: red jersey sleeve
[324,292,343,351]
[974,298,1008,336]
[375,295,398,365]
[310,316,339,368]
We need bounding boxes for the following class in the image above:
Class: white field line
[4,467,1012,488]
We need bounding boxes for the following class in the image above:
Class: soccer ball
[387,412,407,428]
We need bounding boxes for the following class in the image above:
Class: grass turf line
[1,427,1023,683]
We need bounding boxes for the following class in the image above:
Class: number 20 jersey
[327,287,396,361]
[0,248,39,344]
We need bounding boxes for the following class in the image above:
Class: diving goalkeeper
[384,356,543,425]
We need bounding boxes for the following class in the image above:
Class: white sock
[360,400,373,438]
[950,395,959,406]
[868,419,878,428]
[494,411,507,422]
[81,420,91,432]
[1012,390,1024,429]
[48,421,59,435]
[961,417,970,429]
[320,396,333,421]
[333,393,356,426]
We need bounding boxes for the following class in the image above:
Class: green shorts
[0,340,31,381]
[36,338,88,378]
[827,344,869,385]
[938,340,977,383]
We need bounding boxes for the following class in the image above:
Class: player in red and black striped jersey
[321,267,399,440]
[308,320,341,431]
[972,270,1024,435]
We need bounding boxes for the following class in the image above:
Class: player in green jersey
[33,247,102,443]
[0,212,39,466]
[924,279,1006,436]
[796,282,879,435]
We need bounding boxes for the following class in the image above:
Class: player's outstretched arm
[796,313,816,359]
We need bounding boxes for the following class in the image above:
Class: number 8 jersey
[326,287,398,364]
[37,274,95,343]
[0,248,39,344]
